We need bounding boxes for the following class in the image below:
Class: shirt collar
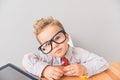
[64,46,73,61]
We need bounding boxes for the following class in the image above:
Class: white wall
[0,0,120,66]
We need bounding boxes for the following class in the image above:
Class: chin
[57,54,65,58]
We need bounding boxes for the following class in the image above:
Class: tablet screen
[0,64,39,80]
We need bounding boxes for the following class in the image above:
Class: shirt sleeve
[22,53,52,77]
[74,48,109,78]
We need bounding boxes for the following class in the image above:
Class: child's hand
[42,66,64,80]
[63,63,87,77]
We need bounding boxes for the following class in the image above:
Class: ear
[65,33,69,40]
[66,33,74,47]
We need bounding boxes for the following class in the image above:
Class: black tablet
[0,63,39,80]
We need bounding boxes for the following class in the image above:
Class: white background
[0,0,120,66]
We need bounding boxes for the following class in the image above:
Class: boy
[22,17,109,80]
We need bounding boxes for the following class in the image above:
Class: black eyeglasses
[38,30,66,54]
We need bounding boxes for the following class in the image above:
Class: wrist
[80,66,88,78]
[42,65,50,77]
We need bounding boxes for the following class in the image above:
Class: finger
[46,74,54,80]
[54,67,64,74]
[64,71,73,76]
[64,65,71,69]
[63,66,72,72]
[51,73,61,80]
[47,76,54,80]
[52,70,63,77]
[66,69,78,76]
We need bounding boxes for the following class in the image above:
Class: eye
[42,48,46,51]
[44,41,51,46]
[54,36,60,40]
[41,41,51,51]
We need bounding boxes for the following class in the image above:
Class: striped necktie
[61,57,69,66]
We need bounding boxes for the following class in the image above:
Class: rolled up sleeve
[74,48,109,78]
[22,53,49,77]
[82,53,109,78]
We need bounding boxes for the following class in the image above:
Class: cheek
[61,41,69,51]
[49,53,54,57]
[49,44,68,56]
[49,38,69,56]
[49,50,56,56]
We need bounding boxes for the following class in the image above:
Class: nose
[52,41,58,49]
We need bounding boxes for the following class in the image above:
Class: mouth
[55,48,62,54]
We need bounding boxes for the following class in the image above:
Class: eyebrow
[41,30,63,44]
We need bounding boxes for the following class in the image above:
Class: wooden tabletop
[41,62,120,80]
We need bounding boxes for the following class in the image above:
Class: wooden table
[41,62,120,80]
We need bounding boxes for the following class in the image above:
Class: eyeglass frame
[38,30,67,54]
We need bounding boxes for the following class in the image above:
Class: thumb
[47,77,54,80]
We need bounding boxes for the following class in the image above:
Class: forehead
[37,25,63,43]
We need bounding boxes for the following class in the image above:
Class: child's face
[37,25,69,58]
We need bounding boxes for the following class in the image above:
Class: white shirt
[22,46,109,78]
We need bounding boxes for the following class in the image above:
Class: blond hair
[33,17,65,43]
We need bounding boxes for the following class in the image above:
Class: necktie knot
[61,57,69,66]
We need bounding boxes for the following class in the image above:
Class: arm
[63,47,109,78]
[79,48,109,78]
[22,53,50,77]
[22,53,64,80]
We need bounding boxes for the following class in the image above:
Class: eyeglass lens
[39,30,66,54]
